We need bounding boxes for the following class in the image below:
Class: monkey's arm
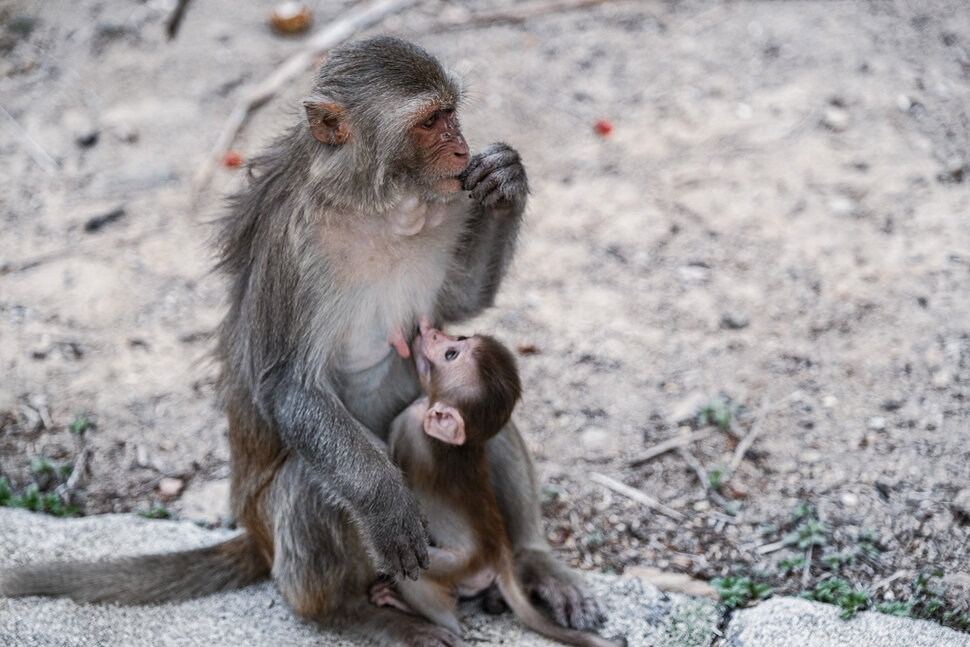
[437,143,528,322]
[258,363,429,581]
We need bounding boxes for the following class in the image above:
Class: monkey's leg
[268,458,458,647]
[487,422,607,630]
[394,576,462,638]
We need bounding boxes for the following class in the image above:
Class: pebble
[720,312,750,330]
[952,489,970,519]
[840,492,858,507]
[580,427,611,451]
[932,369,952,389]
[827,195,856,217]
[821,395,839,408]
[677,265,710,285]
[821,106,850,132]
[158,477,184,497]
[866,416,886,431]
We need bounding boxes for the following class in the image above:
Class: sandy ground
[1,0,968,632]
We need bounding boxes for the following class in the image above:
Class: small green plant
[784,517,830,550]
[708,466,726,493]
[820,550,855,571]
[696,395,739,430]
[837,589,871,619]
[138,505,172,520]
[0,460,82,517]
[712,575,773,609]
[791,501,816,521]
[0,476,12,505]
[69,414,96,435]
[9,483,80,517]
[877,601,914,617]
[802,579,870,619]
[778,556,807,574]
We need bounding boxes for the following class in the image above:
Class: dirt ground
[1,0,968,630]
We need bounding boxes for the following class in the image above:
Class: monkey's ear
[423,403,465,446]
[304,100,351,145]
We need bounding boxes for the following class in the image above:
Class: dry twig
[192,0,418,200]
[165,0,193,40]
[629,429,711,467]
[0,105,59,176]
[430,0,621,31]
[728,395,771,473]
[5,226,170,274]
[677,447,730,508]
[589,471,685,521]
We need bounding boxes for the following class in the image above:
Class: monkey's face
[409,105,469,195]
[412,328,479,395]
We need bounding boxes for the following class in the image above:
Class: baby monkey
[378,325,627,647]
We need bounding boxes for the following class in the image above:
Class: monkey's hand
[460,142,528,212]
[363,487,431,582]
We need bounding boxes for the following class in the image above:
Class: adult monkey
[0,37,601,645]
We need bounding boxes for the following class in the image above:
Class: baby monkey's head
[411,328,521,446]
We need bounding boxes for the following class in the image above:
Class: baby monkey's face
[411,328,481,396]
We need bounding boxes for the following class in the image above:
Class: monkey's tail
[0,533,269,604]
[496,556,628,647]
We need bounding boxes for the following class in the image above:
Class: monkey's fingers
[460,142,524,192]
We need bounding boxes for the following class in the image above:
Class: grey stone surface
[0,509,703,646]
[3,509,968,646]
[722,596,970,647]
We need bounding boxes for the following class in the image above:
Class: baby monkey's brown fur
[382,326,627,647]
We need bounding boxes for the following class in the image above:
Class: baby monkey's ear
[423,402,466,446]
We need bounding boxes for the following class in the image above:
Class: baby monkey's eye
[456,336,468,341]
[445,348,458,361]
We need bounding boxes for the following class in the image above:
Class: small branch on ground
[727,395,771,474]
[429,0,621,31]
[165,0,193,40]
[0,105,59,176]
[5,227,169,274]
[589,471,685,521]
[677,447,731,509]
[192,0,417,202]
[629,429,711,467]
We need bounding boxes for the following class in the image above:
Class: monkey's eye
[456,336,468,341]
[444,348,459,361]
[421,112,438,129]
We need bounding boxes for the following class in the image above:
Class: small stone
[158,477,184,497]
[866,416,886,431]
[178,479,230,525]
[827,195,856,217]
[677,265,710,285]
[803,450,822,463]
[821,395,839,408]
[580,427,610,450]
[821,106,850,132]
[932,369,952,389]
[720,312,749,330]
[952,489,970,519]
[841,492,858,507]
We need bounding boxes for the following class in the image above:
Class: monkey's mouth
[411,333,432,382]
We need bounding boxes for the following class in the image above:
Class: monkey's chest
[336,252,448,374]
[325,211,460,374]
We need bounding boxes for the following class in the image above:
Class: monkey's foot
[516,548,606,630]
[369,580,413,614]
